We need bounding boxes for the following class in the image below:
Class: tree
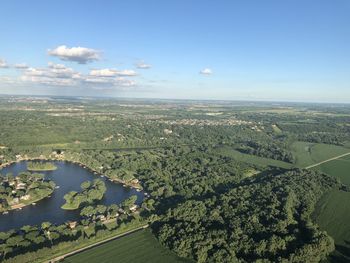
[121,195,137,210]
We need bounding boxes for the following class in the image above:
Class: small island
[0,172,55,212]
[27,161,57,171]
[61,179,106,210]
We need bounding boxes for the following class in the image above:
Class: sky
[0,0,349,103]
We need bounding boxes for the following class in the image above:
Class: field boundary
[47,224,148,263]
[305,152,350,169]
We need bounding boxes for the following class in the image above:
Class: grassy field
[63,229,190,263]
[291,141,350,168]
[312,155,350,262]
[215,146,293,169]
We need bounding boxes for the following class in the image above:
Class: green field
[64,229,190,263]
[291,141,350,168]
[215,146,293,169]
[314,155,350,185]
[312,155,350,262]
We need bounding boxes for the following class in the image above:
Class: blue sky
[0,0,349,102]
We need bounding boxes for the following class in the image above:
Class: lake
[0,161,144,231]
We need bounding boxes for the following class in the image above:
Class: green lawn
[64,229,191,263]
[215,146,292,169]
[312,156,350,262]
[291,141,350,168]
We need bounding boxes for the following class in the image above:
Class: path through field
[305,152,350,169]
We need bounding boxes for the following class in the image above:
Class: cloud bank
[17,62,137,89]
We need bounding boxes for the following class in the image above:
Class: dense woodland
[153,170,341,262]
[0,97,350,262]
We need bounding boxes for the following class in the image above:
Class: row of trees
[237,140,295,163]
[0,196,139,261]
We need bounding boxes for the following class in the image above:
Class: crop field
[291,141,350,168]
[313,156,350,262]
[64,229,190,263]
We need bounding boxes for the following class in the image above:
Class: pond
[0,161,144,232]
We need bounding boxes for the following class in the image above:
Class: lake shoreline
[1,183,55,213]
[0,157,142,190]
[7,189,54,212]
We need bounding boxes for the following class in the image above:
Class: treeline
[152,169,341,263]
[237,140,295,163]
[297,132,347,146]
[0,198,140,261]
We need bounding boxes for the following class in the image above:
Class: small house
[67,221,77,229]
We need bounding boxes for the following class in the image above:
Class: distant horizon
[1,92,349,105]
[1,1,349,102]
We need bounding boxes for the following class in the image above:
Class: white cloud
[200,68,213,75]
[0,59,9,68]
[116,69,137,76]
[14,63,29,69]
[83,76,136,87]
[136,62,152,69]
[48,45,100,64]
[15,63,137,89]
[89,68,137,77]
[48,62,67,69]
[20,63,81,86]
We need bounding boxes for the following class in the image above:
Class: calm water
[0,161,144,231]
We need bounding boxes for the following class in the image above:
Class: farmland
[63,229,190,263]
[291,141,350,168]
[312,155,350,262]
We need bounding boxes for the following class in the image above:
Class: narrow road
[47,224,149,263]
[305,152,350,169]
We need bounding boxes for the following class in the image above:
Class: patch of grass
[64,229,190,263]
[291,141,350,167]
[215,146,292,169]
